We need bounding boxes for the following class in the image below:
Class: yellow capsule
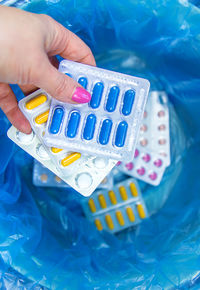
[119,186,128,200]
[35,110,49,124]
[105,214,114,230]
[98,194,107,209]
[137,204,146,219]
[115,211,125,226]
[51,147,63,154]
[25,94,47,110]
[94,219,103,231]
[126,207,135,222]
[108,190,117,205]
[61,152,81,167]
[88,199,96,213]
[130,182,138,197]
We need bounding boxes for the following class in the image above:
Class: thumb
[33,56,91,104]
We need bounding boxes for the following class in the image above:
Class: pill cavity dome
[44,60,150,161]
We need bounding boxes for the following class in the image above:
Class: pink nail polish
[72,87,91,103]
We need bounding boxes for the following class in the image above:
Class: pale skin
[0,6,96,133]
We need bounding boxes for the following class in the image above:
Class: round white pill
[36,144,49,159]
[93,157,108,169]
[76,173,92,188]
[16,131,34,144]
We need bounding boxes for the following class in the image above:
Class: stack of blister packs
[117,90,170,186]
[7,60,171,233]
[7,59,149,196]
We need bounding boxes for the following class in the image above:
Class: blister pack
[81,178,148,233]
[44,60,150,161]
[7,126,61,178]
[18,89,117,196]
[138,91,170,165]
[8,126,116,196]
[117,146,167,186]
[33,159,114,189]
[33,160,69,187]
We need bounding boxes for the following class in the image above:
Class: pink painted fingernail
[72,87,91,103]
[116,161,122,166]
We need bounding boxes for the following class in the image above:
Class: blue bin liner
[0,0,200,288]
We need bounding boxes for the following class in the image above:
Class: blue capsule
[105,86,119,112]
[78,77,88,89]
[90,82,104,109]
[49,107,64,134]
[122,90,135,116]
[115,121,128,147]
[99,119,112,145]
[83,114,96,140]
[66,111,80,138]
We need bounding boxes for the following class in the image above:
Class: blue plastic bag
[1,0,200,288]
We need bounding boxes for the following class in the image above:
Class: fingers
[0,83,31,134]
[41,15,96,66]
[20,84,37,95]
[19,56,58,95]
[33,54,91,103]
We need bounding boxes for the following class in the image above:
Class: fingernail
[72,87,91,104]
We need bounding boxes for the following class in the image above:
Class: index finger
[41,15,96,66]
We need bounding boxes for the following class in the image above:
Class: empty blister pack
[139,91,170,165]
[81,178,148,233]
[33,160,69,187]
[18,89,117,196]
[117,146,166,186]
[44,59,150,161]
[33,159,114,189]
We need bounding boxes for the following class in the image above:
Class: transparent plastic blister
[139,91,170,165]
[117,146,167,186]
[81,178,148,233]
[44,60,150,161]
[18,90,117,196]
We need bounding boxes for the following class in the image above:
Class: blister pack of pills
[7,126,62,179]
[8,124,116,196]
[44,59,150,161]
[33,160,69,187]
[33,159,114,189]
[117,146,167,186]
[138,91,170,166]
[81,178,148,233]
[18,89,117,196]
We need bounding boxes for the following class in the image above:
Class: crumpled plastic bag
[0,0,200,288]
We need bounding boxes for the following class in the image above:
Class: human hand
[0,6,96,133]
